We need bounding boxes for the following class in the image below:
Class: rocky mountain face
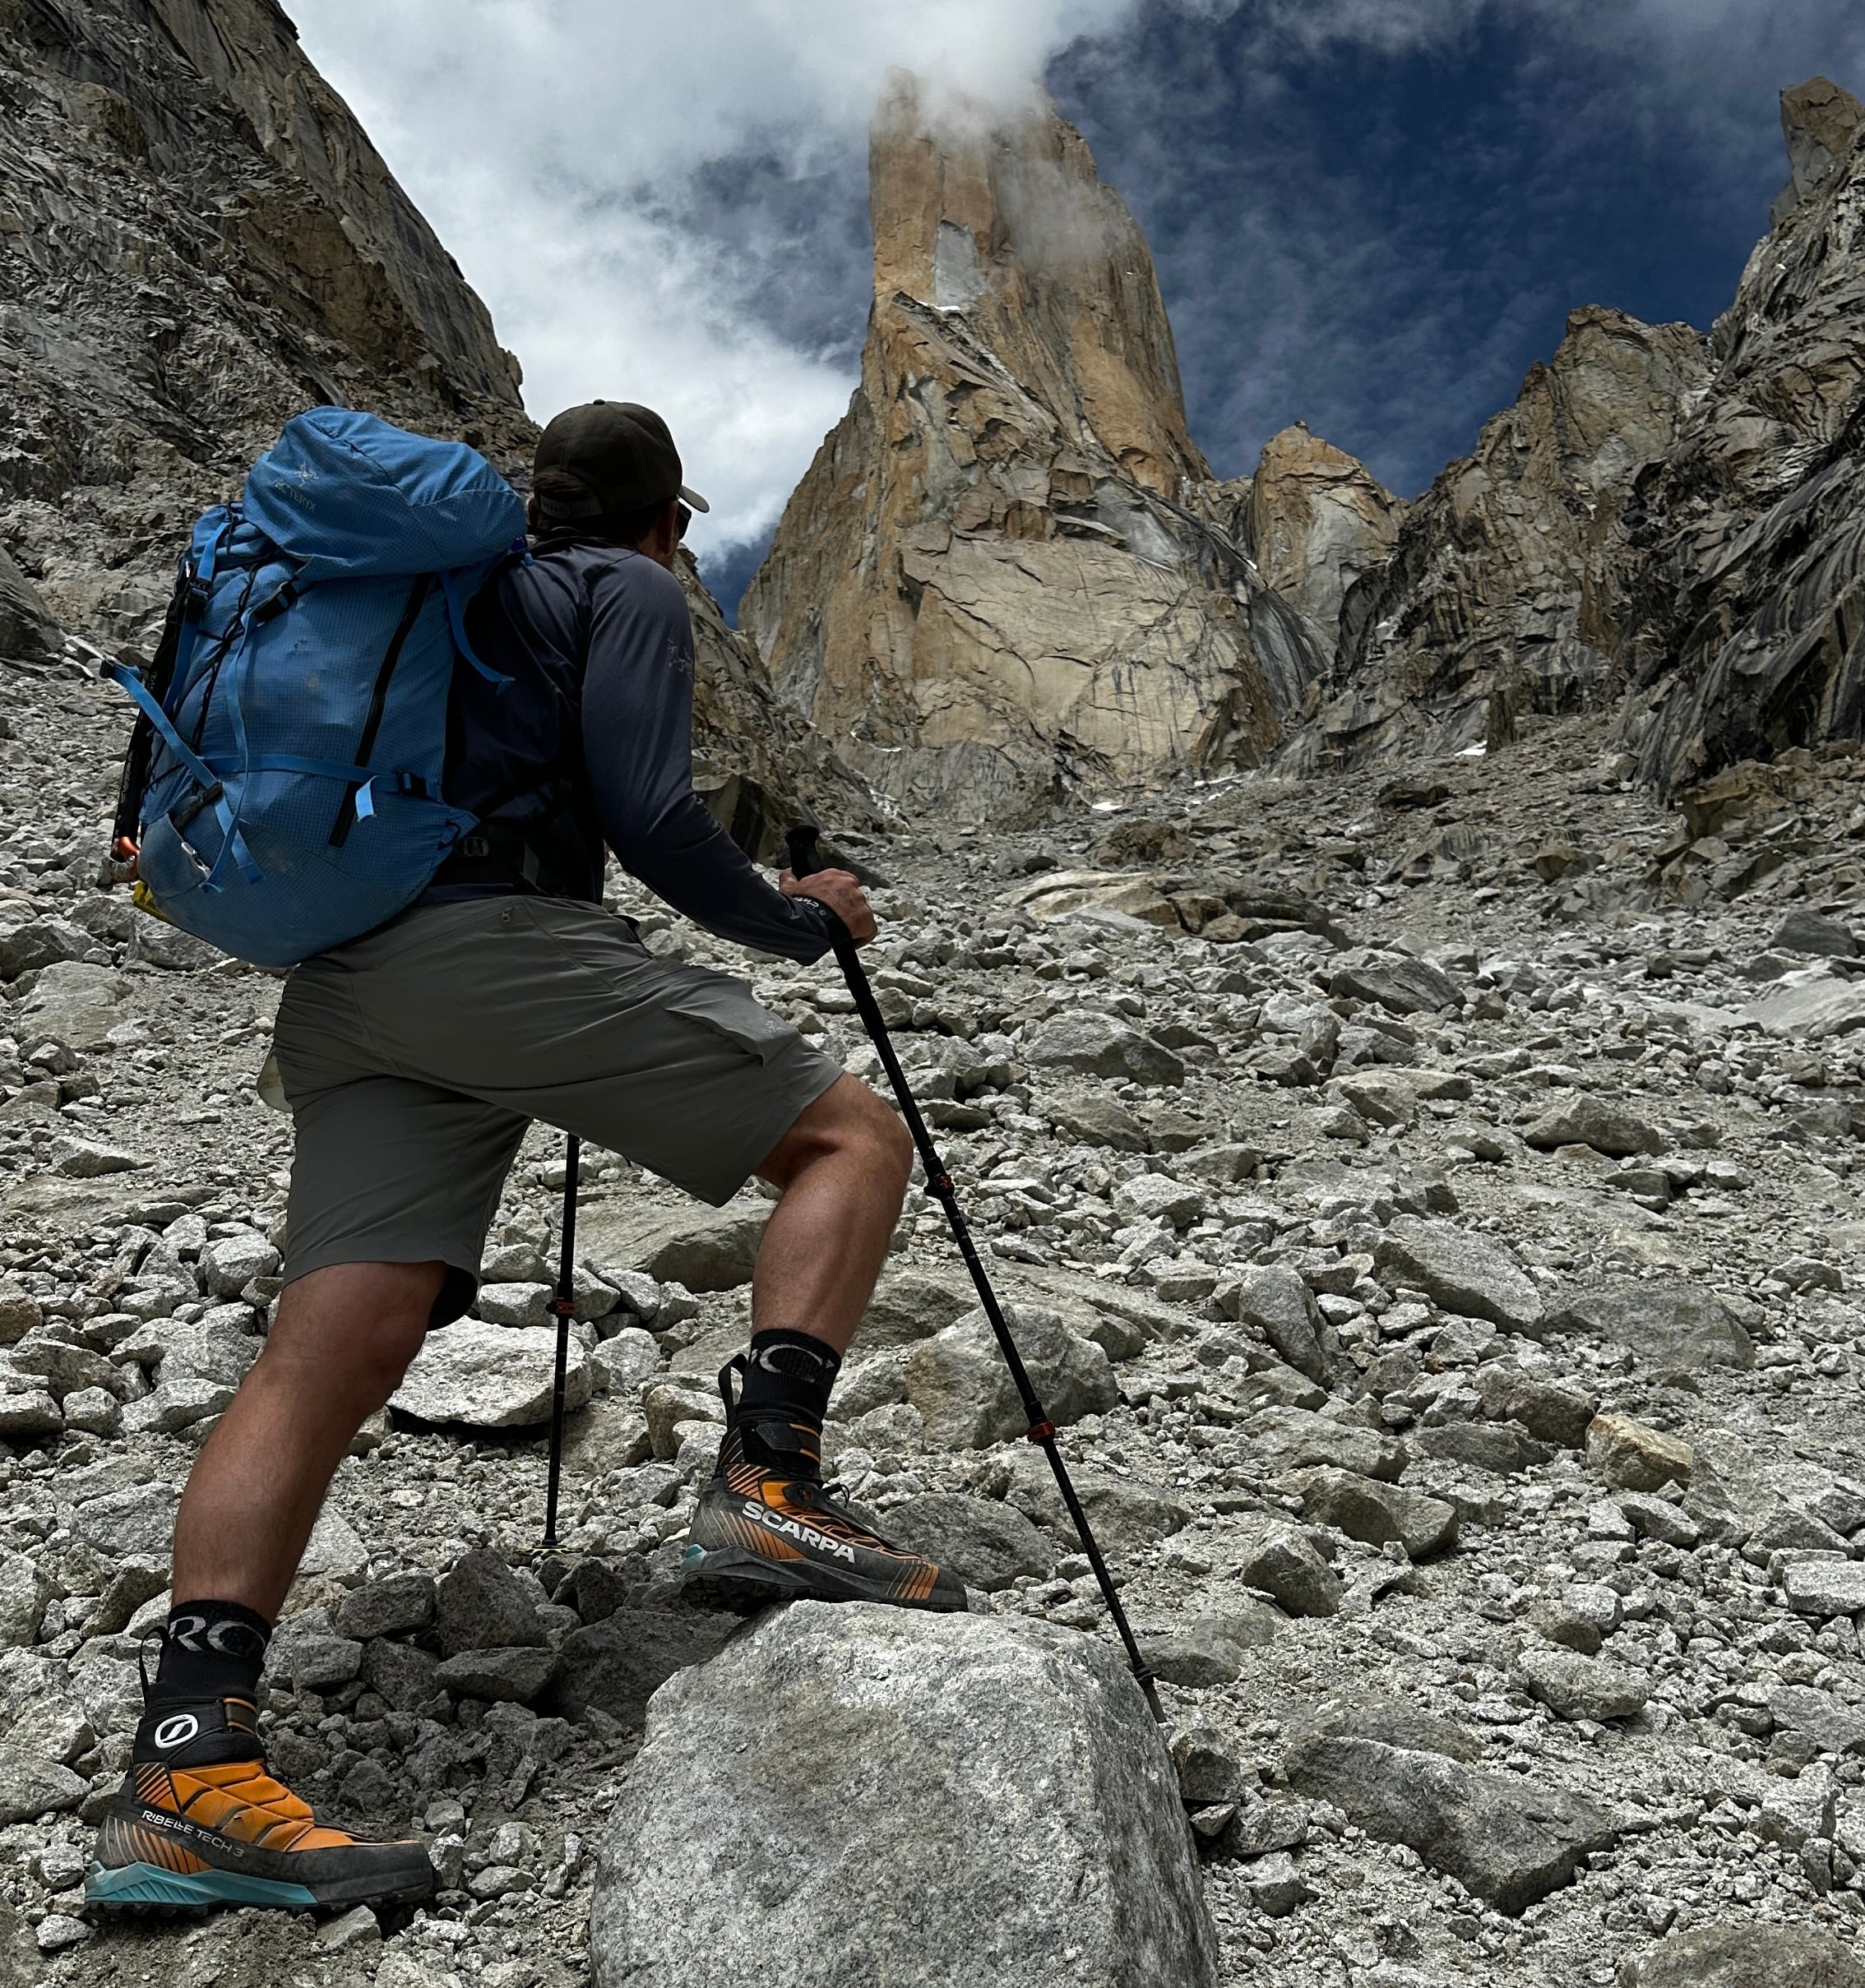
[1236,424,1405,651]
[747,72,1865,819]
[1616,77,1865,795]
[0,0,533,645]
[0,0,867,849]
[1298,77,1865,797]
[742,77,1325,822]
[1293,307,1710,773]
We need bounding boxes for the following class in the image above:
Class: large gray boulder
[1555,1279,1754,1371]
[1001,1451,1192,1554]
[0,1551,52,1649]
[552,1607,740,1726]
[580,1195,770,1293]
[391,1321,590,1428]
[1023,1013,1185,1088]
[880,1494,1057,1590]
[17,964,132,1052]
[1524,1096,1664,1157]
[590,1602,1218,1987]
[0,918,92,982]
[1375,1218,1544,1333]
[1298,1468,1458,1557]
[0,1743,85,1824]
[1244,1405,1406,1482]
[1329,954,1462,1016]
[1283,1731,1617,1915]
[70,1481,178,1560]
[1233,1264,1330,1383]
[905,1305,1116,1449]
[1622,1921,1865,1986]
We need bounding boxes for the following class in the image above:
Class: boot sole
[86,1858,433,1914]
[681,1543,968,1616]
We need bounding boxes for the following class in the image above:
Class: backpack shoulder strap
[440,565,513,687]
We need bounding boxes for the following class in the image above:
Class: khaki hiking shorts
[271,896,843,1322]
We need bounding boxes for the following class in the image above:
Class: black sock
[732,1329,841,1479]
[150,1600,272,1706]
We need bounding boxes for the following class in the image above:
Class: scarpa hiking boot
[86,1694,433,1914]
[681,1360,967,1614]
[683,1455,969,1613]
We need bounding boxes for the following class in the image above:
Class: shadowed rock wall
[1294,307,1707,773]
[0,0,873,844]
[1617,77,1865,793]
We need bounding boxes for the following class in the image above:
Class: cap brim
[678,484,710,514]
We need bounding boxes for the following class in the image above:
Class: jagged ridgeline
[743,72,1865,816]
[1280,77,1865,793]
[5,10,1861,834]
[0,0,872,855]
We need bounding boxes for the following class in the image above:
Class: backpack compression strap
[107,665,262,891]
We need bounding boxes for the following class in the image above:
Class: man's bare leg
[85,1261,448,1916]
[684,1071,965,1610]
[170,1260,446,1618]
[751,1073,914,1357]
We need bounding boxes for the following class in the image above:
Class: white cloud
[289,0,1140,565]
[289,0,1865,572]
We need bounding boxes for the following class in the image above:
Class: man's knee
[261,1261,443,1411]
[868,1087,914,1184]
[335,1312,428,1412]
[761,1074,912,1190]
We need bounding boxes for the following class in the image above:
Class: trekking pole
[542,1132,581,1549]
[788,826,1162,1721]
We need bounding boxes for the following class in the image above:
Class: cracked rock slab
[391,1321,591,1429]
[1557,1279,1755,1371]
[1619,1921,1865,1986]
[1375,1217,1545,1333]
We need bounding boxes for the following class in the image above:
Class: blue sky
[290,0,1865,621]
[1053,1,1865,499]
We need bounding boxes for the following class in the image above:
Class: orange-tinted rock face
[865,80,1206,501]
[1244,426,1405,645]
[743,75,1325,821]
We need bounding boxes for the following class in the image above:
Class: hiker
[87,401,965,1916]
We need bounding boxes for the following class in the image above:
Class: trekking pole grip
[786,823,826,881]
[785,823,860,961]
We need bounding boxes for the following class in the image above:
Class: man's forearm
[615,795,833,960]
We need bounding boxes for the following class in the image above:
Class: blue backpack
[109,408,527,969]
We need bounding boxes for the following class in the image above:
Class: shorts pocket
[660,973,798,1066]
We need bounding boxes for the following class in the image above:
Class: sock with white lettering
[731,1329,841,1481]
[149,1599,271,1708]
